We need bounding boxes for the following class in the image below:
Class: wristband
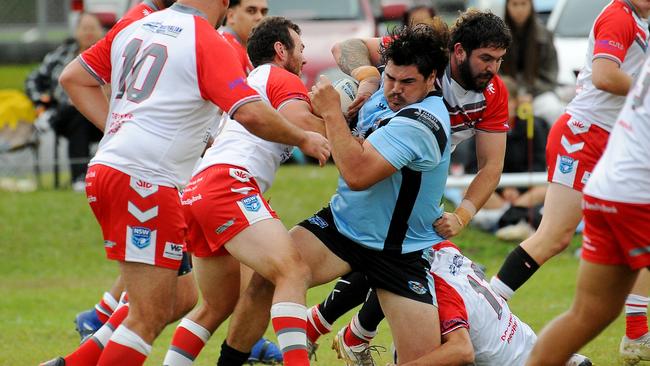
[351,66,380,82]
[454,206,473,227]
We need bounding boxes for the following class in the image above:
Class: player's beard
[458,56,494,92]
[161,0,176,8]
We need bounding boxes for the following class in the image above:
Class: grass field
[0,164,629,365]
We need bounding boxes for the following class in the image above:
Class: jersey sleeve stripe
[593,53,623,65]
[78,55,108,85]
[441,321,470,336]
[277,98,308,111]
[226,95,263,117]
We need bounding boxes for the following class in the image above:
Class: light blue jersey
[330,90,451,254]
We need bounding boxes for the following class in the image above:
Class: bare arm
[59,58,109,130]
[233,101,330,165]
[278,100,326,136]
[332,38,383,118]
[400,329,475,366]
[311,77,395,190]
[331,38,383,75]
[592,58,632,96]
[434,131,506,238]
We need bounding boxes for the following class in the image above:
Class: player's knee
[266,252,311,287]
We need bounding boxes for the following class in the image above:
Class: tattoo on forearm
[338,39,373,75]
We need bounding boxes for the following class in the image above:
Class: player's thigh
[119,261,178,323]
[377,288,440,363]
[192,254,241,309]
[289,225,352,286]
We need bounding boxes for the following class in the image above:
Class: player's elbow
[342,172,371,191]
[457,343,475,364]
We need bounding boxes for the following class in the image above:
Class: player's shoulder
[483,74,506,100]
[597,0,637,26]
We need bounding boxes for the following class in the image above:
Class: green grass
[0,64,37,90]
[0,165,626,365]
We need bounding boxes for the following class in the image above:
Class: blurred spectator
[25,13,105,191]
[402,5,437,27]
[500,0,563,126]
[469,76,549,240]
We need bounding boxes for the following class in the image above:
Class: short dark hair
[228,0,241,9]
[449,9,512,55]
[247,17,301,68]
[402,5,437,26]
[381,22,449,78]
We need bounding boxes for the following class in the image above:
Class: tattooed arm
[331,38,383,118]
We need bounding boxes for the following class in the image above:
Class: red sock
[94,292,118,324]
[343,326,366,347]
[163,318,211,365]
[306,305,331,343]
[271,302,309,366]
[97,326,150,366]
[65,304,129,365]
[626,294,649,339]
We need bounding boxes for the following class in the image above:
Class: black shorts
[178,251,192,276]
[298,206,435,305]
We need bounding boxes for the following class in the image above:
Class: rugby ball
[333,78,359,113]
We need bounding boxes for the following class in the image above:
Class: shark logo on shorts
[408,280,427,295]
[241,195,261,212]
[131,227,152,249]
[307,215,328,228]
[559,155,575,174]
[449,254,464,276]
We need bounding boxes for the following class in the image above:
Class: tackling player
[161,16,325,366]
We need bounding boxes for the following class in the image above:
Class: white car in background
[546,0,610,88]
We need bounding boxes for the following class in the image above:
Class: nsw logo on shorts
[131,226,152,249]
[241,195,261,212]
[559,155,575,174]
[408,280,428,295]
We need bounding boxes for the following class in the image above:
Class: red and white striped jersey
[566,0,648,132]
[196,64,310,192]
[380,36,509,149]
[431,242,537,365]
[584,54,650,204]
[80,4,261,189]
[436,66,510,149]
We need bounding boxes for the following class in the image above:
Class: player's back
[431,242,537,365]
[90,6,226,188]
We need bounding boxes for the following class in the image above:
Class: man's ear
[273,41,286,61]
[453,43,466,61]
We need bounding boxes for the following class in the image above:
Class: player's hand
[310,75,341,118]
[298,130,330,167]
[433,212,465,239]
[345,76,380,120]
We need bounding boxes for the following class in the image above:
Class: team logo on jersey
[486,82,495,94]
[215,219,236,234]
[229,77,247,90]
[408,281,428,295]
[163,242,183,261]
[581,171,592,185]
[559,156,575,174]
[104,240,116,248]
[307,215,329,229]
[449,254,464,276]
[241,195,261,212]
[130,226,152,249]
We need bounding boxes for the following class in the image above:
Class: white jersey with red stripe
[196,64,311,192]
[431,242,537,365]
[566,0,648,132]
[80,4,261,189]
[436,65,510,149]
[584,55,650,204]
